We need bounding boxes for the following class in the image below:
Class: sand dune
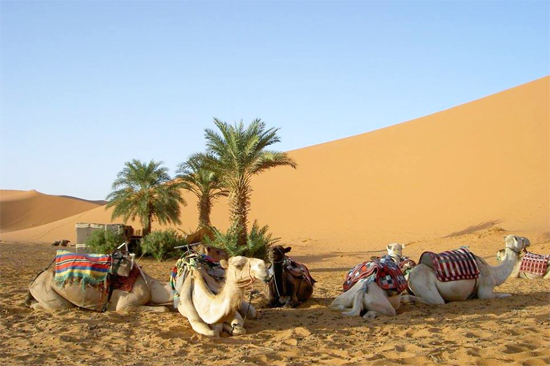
[1,77,548,250]
[0,190,103,234]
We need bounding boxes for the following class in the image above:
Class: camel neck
[491,248,520,286]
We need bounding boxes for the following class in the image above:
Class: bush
[140,229,187,261]
[203,221,279,259]
[85,229,126,254]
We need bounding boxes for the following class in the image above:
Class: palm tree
[105,159,185,236]
[175,155,228,230]
[196,118,297,247]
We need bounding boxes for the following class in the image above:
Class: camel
[496,248,550,279]
[267,245,316,307]
[330,246,423,319]
[26,252,173,312]
[175,256,268,337]
[407,235,530,304]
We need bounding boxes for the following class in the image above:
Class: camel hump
[419,248,480,282]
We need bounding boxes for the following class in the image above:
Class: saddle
[283,258,316,286]
[343,256,407,294]
[419,248,480,282]
[170,252,225,308]
[53,250,141,311]
[519,252,550,276]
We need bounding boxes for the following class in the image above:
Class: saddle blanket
[285,258,316,286]
[110,265,141,292]
[54,250,111,287]
[419,248,480,282]
[343,256,407,294]
[519,252,550,276]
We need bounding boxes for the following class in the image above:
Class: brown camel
[267,245,316,307]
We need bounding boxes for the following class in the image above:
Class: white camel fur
[330,243,423,319]
[496,247,550,280]
[176,256,268,337]
[27,256,173,312]
[407,235,530,304]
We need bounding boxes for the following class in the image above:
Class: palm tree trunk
[198,196,212,229]
[229,183,250,247]
[143,211,153,236]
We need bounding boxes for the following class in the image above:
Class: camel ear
[219,259,229,269]
[387,244,392,251]
[284,247,292,253]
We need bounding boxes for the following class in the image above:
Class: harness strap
[101,255,124,312]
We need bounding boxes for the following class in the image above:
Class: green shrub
[203,221,279,259]
[85,229,125,254]
[140,229,187,261]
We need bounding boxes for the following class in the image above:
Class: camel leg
[408,265,445,305]
[401,294,430,304]
[342,286,365,317]
[239,301,256,319]
[477,287,511,299]
[362,284,396,319]
[330,279,365,311]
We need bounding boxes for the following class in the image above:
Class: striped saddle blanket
[343,256,407,294]
[284,258,316,286]
[419,248,480,282]
[54,250,112,288]
[519,252,550,276]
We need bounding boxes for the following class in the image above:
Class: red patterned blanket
[110,265,141,292]
[419,248,480,282]
[519,252,550,276]
[343,256,407,294]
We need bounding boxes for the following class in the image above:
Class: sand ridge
[0,190,103,234]
[1,77,548,250]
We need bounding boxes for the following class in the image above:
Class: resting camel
[175,256,268,337]
[407,235,530,304]
[26,252,173,312]
[330,245,423,319]
[496,248,550,279]
[267,245,316,307]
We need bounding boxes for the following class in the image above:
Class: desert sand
[0,77,549,365]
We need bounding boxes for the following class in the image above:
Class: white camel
[27,253,173,312]
[496,248,550,279]
[407,235,530,304]
[330,243,423,319]
[175,256,268,337]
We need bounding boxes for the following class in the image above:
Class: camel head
[503,235,530,254]
[269,245,291,264]
[220,256,269,285]
[386,243,405,260]
[195,244,229,262]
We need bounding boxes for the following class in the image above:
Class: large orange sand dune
[0,190,103,234]
[1,77,548,250]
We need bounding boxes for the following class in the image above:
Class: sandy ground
[1,228,549,366]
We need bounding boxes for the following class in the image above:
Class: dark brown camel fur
[267,245,315,307]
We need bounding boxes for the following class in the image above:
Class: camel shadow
[248,291,550,334]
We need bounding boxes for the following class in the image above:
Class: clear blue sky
[1,1,548,200]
